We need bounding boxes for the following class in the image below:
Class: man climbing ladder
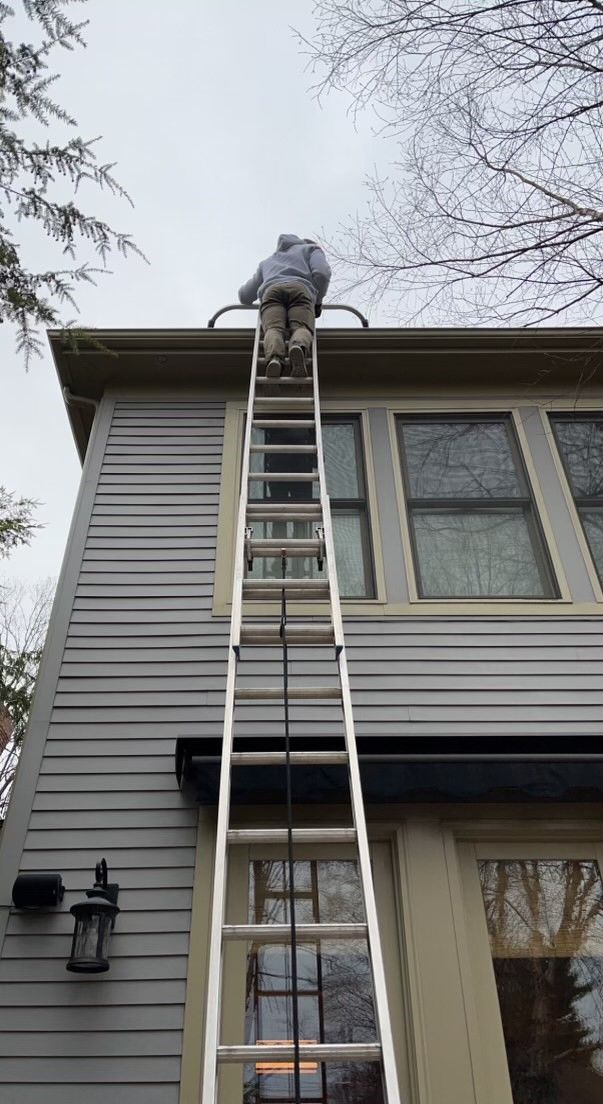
[238,233,331,378]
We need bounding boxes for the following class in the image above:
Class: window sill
[212,597,602,618]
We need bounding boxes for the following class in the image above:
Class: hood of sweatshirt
[276,233,306,251]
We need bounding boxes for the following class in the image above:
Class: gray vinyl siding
[0,400,224,1103]
[1,395,602,1101]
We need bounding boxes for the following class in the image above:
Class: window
[395,415,557,598]
[242,858,383,1103]
[456,839,603,1104]
[477,858,603,1104]
[248,416,375,598]
[209,839,408,1104]
[550,415,603,585]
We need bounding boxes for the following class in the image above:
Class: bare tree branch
[0,576,53,819]
[306,1,603,323]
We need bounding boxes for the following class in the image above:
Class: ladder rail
[200,314,262,1104]
[311,332,402,1104]
[202,310,401,1104]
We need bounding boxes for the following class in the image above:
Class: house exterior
[0,321,602,1104]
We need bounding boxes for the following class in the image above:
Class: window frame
[213,403,386,615]
[549,411,603,588]
[323,414,377,601]
[247,413,376,600]
[452,833,603,1104]
[394,412,559,601]
[182,827,413,1104]
[393,817,603,1104]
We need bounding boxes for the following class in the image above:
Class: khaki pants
[260,282,315,362]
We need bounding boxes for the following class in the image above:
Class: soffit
[48,326,603,460]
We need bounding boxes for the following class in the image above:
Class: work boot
[266,357,282,378]
[289,344,307,377]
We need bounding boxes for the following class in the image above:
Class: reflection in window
[396,417,557,598]
[550,416,603,583]
[244,859,384,1103]
[478,859,603,1104]
[248,417,375,598]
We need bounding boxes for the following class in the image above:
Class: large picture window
[248,415,375,598]
[550,414,603,585]
[396,415,557,599]
[478,857,603,1104]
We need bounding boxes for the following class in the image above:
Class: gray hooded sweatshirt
[238,234,331,306]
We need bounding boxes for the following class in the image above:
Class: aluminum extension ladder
[202,305,401,1104]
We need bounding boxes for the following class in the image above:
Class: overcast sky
[1,1,395,588]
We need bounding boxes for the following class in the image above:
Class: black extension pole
[280,552,301,1104]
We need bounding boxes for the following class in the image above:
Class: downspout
[62,386,99,411]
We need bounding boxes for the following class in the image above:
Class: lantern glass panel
[68,910,113,971]
[73,913,101,960]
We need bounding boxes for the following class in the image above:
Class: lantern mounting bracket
[93,857,119,906]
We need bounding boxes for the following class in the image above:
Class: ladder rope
[279,551,302,1104]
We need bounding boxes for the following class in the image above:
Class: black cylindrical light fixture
[12,872,64,909]
[66,858,119,974]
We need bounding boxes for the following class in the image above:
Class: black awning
[175,734,603,806]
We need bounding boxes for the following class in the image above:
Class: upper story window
[395,415,557,599]
[550,414,603,585]
[248,415,375,598]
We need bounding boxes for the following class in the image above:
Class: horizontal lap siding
[4,395,603,1100]
[1,401,226,1101]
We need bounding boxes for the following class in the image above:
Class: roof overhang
[176,734,603,806]
[48,326,603,461]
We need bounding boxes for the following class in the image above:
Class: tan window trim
[181,813,413,1104]
[212,402,388,616]
[447,825,603,1104]
[387,406,573,610]
[541,406,603,601]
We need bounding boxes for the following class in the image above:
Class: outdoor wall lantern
[66,858,120,974]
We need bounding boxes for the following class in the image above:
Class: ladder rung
[246,513,322,525]
[222,922,366,942]
[243,577,328,590]
[239,624,334,645]
[253,419,315,429]
[247,502,321,515]
[243,591,328,602]
[235,686,341,701]
[231,750,348,766]
[250,444,317,454]
[256,375,312,386]
[245,510,322,523]
[255,397,314,407]
[248,539,322,557]
[257,356,311,367]
[243,586,329,602]
[227,828,357,844]
[248,471,317,481]
[243,591,328,603]
[217,1043,381,1064]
